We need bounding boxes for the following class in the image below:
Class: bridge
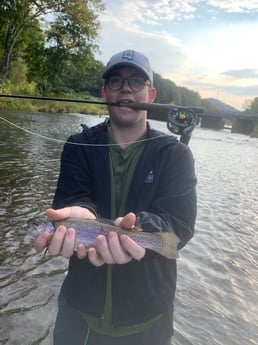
[148,108,258,135]
[198,110,258,134]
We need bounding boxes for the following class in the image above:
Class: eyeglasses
[106,75,151,92]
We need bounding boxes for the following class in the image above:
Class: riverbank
[1,97,258,137]
[0,96,107,115]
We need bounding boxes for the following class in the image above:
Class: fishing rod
[0,93,203,144]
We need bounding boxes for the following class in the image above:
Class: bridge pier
[201,116,225,130]
[232,119,255,135]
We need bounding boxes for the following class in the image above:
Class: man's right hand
[33,206,96,258]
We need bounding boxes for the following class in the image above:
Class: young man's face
[101,66,156,129]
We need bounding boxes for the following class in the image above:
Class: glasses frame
[106,75,151,92]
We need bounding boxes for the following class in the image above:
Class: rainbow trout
[28,217,179,259]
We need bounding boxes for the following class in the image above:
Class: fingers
[87,232,142,266]
[46,208,71,220]
[108,232,132,263]
[35,228,145,264]
[46,206,96,221]
[95,234,116,264]
[59,228,76,257]
[33,231,53,253]
[120,235,145,261]
[88,232,132,266]
[96,232,132,264]
[87,247,105,267]
[47,226,73,257]
[38,206,95,259]
[39,226,88,259]
[86,212,144,266]
[76,243,88,259]
[37,210,144,264]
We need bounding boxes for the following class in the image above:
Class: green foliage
[0,0,49,80]
[8,58,37,95]
[0,0,105,85]
[249,97,258,112]
[154,73,202,106]
[24,0,105,94]
[0,0,204,110]
[154,73,178,104]
[177,86,202,106]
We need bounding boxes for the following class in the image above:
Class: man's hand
[33,206,96,258]
[87,212,146,266]
[33,208,145,265]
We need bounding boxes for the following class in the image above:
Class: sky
[95,0,258,110]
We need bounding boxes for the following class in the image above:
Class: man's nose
[121,79,132,91]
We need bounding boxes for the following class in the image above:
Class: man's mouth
[118,99,134,105]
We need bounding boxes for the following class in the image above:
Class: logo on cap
[122,50,135,61]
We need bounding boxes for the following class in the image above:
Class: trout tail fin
[158,232,180,259]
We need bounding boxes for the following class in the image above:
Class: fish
[28,217,179,259]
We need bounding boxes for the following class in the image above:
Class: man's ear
[149,87,157,103]
[101,86,107,101]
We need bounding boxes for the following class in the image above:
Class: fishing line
[83,327,91,345]
[0,116,165,147]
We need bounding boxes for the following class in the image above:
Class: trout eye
[33,220,40,227]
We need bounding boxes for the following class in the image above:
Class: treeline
[248,97,258,112]
[0,0,204,111]
[1,1,257,113]
[0,0,105,100]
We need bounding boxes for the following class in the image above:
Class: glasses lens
[108,76,123,90]
[129,77,146,91]
[107,76,148,91]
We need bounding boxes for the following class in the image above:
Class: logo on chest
[145,170,154,184]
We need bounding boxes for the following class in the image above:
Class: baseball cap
[102,50,153,84]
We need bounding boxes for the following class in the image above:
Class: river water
[0,111,257,345]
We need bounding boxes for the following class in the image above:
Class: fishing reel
[167,107,197,145]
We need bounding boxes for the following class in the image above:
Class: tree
[0,0,48,80]
[0,0,105,82]
[61,58,105,96]
[249,97,258,112]
[177,86,202,106]
[154,73,178,104]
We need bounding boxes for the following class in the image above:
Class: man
[34,49,197,345]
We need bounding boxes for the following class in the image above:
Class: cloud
[223,69,258,79]
[101,0,258,25]
[207,0,258,13]
[98,1,258,109]
[186,79,258,96]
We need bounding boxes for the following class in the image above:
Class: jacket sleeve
[134,140,197,250]
[52,134,98,216]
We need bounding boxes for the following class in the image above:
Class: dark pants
[53,294,172,345]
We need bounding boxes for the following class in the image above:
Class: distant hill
[202,98,237,112]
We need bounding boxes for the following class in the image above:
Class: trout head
[27,217,55,238]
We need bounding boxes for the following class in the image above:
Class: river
[0,111,257,345]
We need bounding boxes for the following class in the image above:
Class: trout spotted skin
[28,217,179,259]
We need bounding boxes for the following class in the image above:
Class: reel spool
[167,107,197,144]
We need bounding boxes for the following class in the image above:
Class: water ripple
[1,112,257,344]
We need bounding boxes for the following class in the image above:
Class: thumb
[46,206,96,220]
[46,207,71,220]
[116,212,136,229]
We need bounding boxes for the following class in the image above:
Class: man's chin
[111,113,141,128]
